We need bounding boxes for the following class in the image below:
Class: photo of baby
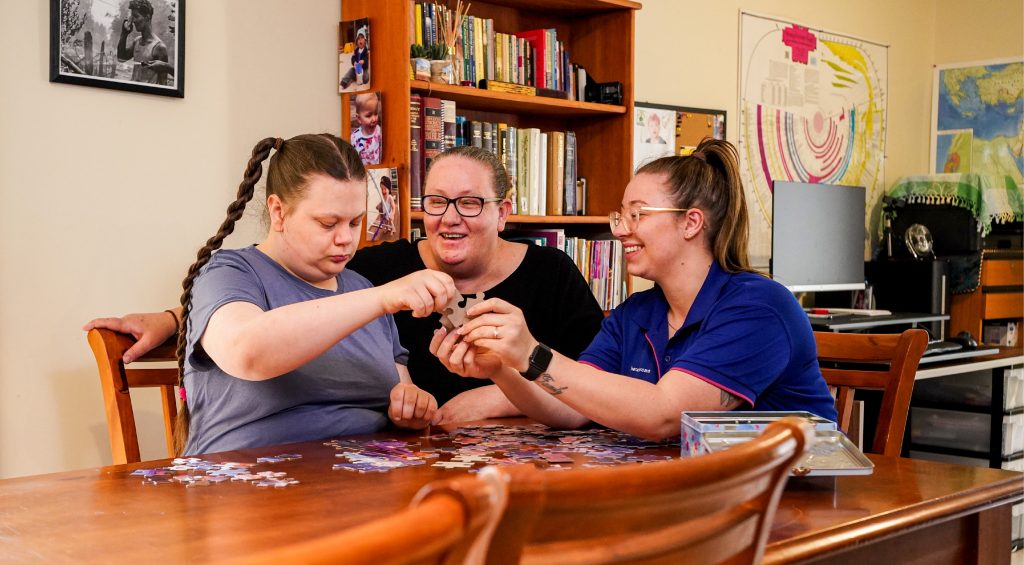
[350,91,382,165]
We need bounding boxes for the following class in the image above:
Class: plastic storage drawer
[910,407,990,452]
[912,367,1023,410]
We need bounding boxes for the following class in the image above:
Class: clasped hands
[429,298,537,381]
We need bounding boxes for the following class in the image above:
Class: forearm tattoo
[537,374,567,396]
[720,388,740,407]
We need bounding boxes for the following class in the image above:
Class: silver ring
[493,327,499,339]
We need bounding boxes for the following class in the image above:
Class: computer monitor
[771,181,866,292]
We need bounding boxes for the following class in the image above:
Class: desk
[0,421,1020,564]
[811,312,949,332]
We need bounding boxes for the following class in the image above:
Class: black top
[348,240,605,405]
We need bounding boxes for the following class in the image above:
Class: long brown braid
[173,134,366,455]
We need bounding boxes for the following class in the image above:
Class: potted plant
[410,44,431,82]
[426,43,453,84]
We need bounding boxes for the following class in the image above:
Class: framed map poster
[930,58,1023,181]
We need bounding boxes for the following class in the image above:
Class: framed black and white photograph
[50,0,185,98]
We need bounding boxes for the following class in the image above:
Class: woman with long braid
[432,139,837,439]
[170,134,454,455]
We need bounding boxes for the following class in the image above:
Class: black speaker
[866,259,951,339]
[889,203,980,258]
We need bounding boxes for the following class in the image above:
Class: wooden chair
[814,328,928,457]
[228,473,507,565]
[87,328,179,464]
[485,417,813,565]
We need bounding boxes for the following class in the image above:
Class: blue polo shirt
[578,263,837,421]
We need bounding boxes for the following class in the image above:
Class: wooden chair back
[485,417,813,565]
[814,329,928,457]
[228,472,507,565]
[86,328,179,464]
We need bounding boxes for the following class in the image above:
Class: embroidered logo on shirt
[630,366,652,374]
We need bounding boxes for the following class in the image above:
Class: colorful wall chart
[739,13,888,265]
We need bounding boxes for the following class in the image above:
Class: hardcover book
[409,94,423,210]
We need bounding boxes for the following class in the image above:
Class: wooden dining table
[1,419,1021,564]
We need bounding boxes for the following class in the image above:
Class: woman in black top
[84,146,604,424]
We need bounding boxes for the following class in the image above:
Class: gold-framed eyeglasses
[422,194,504,217]
[608,206,691,231]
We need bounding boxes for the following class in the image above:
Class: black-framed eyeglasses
[422,194,504,217]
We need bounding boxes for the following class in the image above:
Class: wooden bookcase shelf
[341,0,639,240]
[410,81,627,116]
[412,212,611,225]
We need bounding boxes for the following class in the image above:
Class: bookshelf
[341,0,640,238]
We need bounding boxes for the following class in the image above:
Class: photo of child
[339,18,370,93]
[350,91,382,165]
[633,107,676,170]
[366,167,399,242]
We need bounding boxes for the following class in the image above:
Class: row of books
[410,94,585,216]
[506,230,627,311]
[411,2,584,100]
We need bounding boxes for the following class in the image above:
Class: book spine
[441,99,457,151]
[409,94,423,211]
[414,3,423,46]
[507,125,518,215]
[422,96,443,182]
[455,115,467,147]
[467,16,476,85]
[470,121,483,148]
[477,80,568,100]
[563,131,576,215]
[474,17,484,87]
[517,128,530,214]
[537,132,547,216]
[481,122,493,154]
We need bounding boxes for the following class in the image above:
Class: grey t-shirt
[183,246,407,455]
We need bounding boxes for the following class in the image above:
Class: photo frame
[366,167,400,243]
[339,18,371,93]
[350,91,383,165]
[632,102,726,173]
[50,0,185,98]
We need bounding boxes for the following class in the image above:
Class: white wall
[0,0,341,478]
[0,0,1020,478]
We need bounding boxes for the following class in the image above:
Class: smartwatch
[520,343,553,381]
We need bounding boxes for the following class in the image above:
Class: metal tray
[702,429,874,476]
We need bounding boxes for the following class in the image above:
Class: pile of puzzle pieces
[130,454,303,488]
[328,424,677,473]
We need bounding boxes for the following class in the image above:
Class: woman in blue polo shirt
[432,138,837,440]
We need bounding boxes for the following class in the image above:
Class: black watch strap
[520,343,553,381]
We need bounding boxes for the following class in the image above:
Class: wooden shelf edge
[411,81,626,116]
[467,0,642,15]
[411,212,610,225]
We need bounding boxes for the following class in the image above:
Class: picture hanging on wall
[632,102,727,174]
[339,18,371,93]
[930,57,1023,180]
[366,167,400,243]
[350,91,383,165]
[738,11,888,266]
[50,0,185,98]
